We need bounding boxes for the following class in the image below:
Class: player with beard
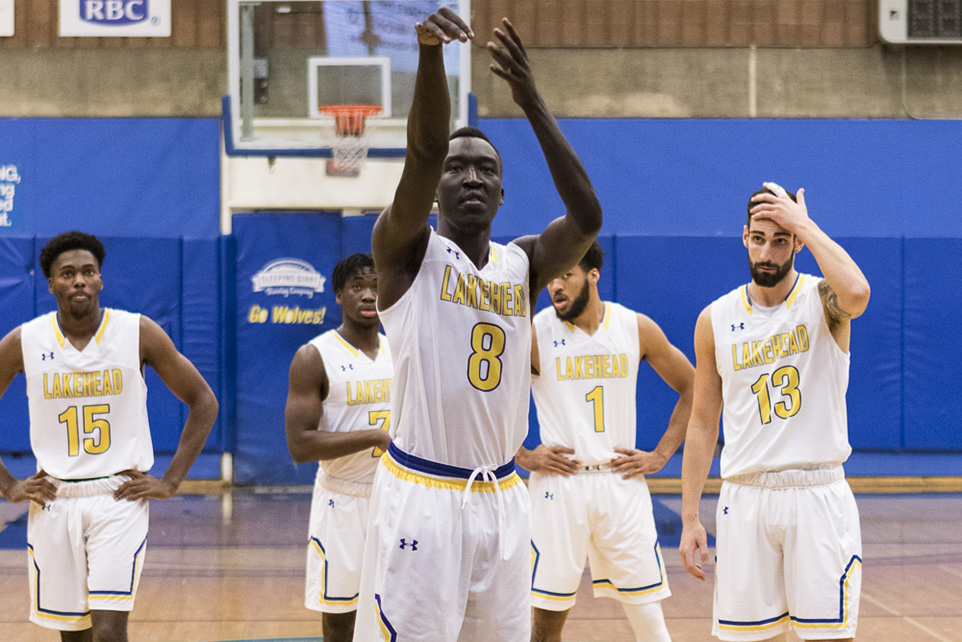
[679,183,870,642]
[517,241,694,642]
[285,253,392,642]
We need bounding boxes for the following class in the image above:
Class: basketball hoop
[319,104,383,176]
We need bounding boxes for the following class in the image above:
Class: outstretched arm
[0,328,57,506]
[114,317,218,501]
[491,19,602,294]
[611,314,694,479]
[373,9,473,309]
[285,344,391,464]
[679,306,723,581]
[749,184,870,347]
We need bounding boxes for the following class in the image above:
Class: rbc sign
[80,0,148,25]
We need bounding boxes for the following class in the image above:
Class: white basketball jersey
[711,274,852,478]
[378,229,532,468]
[21,309,153,480]
[310,330,393,484]
[531,302,641,466]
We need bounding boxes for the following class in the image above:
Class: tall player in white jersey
[284,253,393,642]
[354,9,601,642]
[0,231,218,642]
[518,241,693,642]
[679,184,871,642]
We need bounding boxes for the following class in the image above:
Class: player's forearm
[524,105,602,236]
[0,460,19,499]
[796,220,870,317]
[407,43,451,162]
[680,422,717,525]
[292,429,389,463]
[653,403,690,465]
[161,395,218,489]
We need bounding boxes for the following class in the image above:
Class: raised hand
[3,470,57,507]
[749,182,811,236]
[487,18,540,109]
[113,469,178,501]
[415,7,473,46]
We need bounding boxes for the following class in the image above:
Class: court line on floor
[861,591,954,642]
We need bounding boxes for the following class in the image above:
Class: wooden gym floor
[1,489,961,642]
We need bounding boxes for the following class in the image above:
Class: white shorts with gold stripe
[713,467,862,641]
[353,443,531,642]
[27,475,148,631]
[529,469,670,611]
[305,470,372,613]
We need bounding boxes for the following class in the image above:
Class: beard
[555,279,591,322]
[749,255,794,288]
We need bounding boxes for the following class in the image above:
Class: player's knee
[531,607,568,642]
[623,601,671,642]
[90,610,128,642]
[322,610,357,642]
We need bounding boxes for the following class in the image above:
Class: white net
[321,105,382,175]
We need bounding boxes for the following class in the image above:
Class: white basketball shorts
[529,469,670,611]
[27,475,149,631]
[353,443,531,642]
[305,472,372,613]
[713,467,862,641]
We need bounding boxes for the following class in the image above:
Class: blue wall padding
[903,239,962,450]
[0,119,220,239]
[479,119,962,240]
[0,237,36,451]
[0,236,223,457]
[232,212,344,484]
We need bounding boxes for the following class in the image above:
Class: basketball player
[518,241,693,642]
[353,9,602,642]
[679,183,870,642]
[0,231,218,642]
[284,253,392,642]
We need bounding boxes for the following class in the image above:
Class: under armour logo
[723,506,729,515]
[341,364,354,371]
[40,352,55,361]
[446,247,460,260]
[399,538,419,551]
[544,492,554,500]
[328,499,335,507]
[730,323,744,332]
[553,339,565,347]
[42,503,53,511]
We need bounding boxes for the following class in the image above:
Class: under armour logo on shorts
[399,539,419,551]
[544,492,554,500]
[723,506,729,515]
[328,499,335,507]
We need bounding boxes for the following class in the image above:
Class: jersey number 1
[59,404,111,456]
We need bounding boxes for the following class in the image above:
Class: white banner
[0,0,13,38]
[59,0,171,37]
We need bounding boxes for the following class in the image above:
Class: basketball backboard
[225,0,472,158]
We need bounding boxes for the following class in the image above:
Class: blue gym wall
[0,117,959,484]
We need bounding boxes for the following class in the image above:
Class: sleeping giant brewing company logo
[248,258,327,326]
[59,0,171,37]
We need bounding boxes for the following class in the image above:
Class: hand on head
[416,7,473,46]
[750,182,810,235]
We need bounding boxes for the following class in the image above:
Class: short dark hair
[331,253,375,293]
[578,241,604,273]
[39,231,105,279]
[449,126,502,169]
[747,185,797,228]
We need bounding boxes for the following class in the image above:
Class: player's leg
[531,607,569,642]
[622,601,671,642]
[528,473,590,613]
[784,472,861,641]
[712,480,790,641]
[59,631,93,642]
[89,610,129,642]
[323,611,358,642]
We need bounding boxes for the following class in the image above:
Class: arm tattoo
[818,280,853,322]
